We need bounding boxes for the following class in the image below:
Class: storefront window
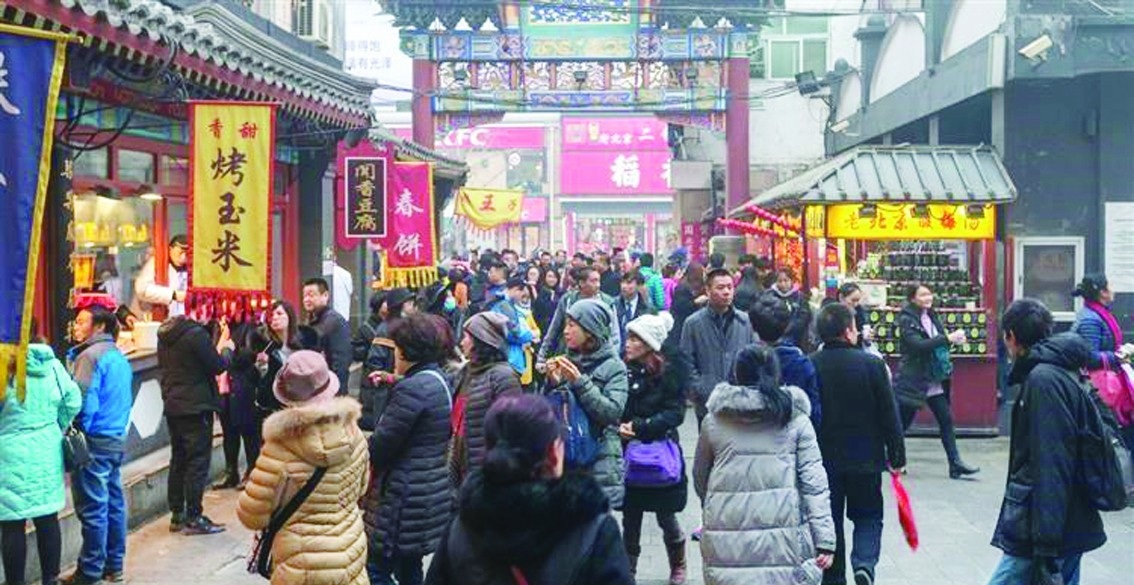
[117,149,155,183]
[72,147,109,179]
[72,192,156,307]
[161,155,189,187]
[167,201,188,239]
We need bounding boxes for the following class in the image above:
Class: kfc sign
[392,126,545,150]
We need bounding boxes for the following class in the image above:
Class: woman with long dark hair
[1071,273,1134,447]
[252,300,303,418]
[619,313,691,584]
[450,313,523,487]
[532,268,564,336]
[212,318,263,489]
[733,267,762,314]
[668,262,705,345]
[693,345,835,585]
[425,394,633,585]
[894,284,979,479]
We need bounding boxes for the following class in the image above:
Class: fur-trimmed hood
[706,382,810,421]
[261,396,363,467]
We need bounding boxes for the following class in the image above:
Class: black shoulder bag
[247,467,328,579]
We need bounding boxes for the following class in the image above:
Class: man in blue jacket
[64,305,134,585]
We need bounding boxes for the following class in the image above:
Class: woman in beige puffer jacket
[237,393,369,585]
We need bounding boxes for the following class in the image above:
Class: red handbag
[1088,356,1134,426]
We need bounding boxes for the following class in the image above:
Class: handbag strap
[420,369,453,412]
[256,467,326,577]
[509,566,529,585]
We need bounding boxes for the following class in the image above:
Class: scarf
[1085,299,1123,347]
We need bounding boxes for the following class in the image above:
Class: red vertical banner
[378,162,438,288]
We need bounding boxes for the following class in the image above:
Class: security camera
[828,119,851,134]
[1018,34,1053,61]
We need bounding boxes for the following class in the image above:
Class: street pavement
[111,413,1133,585]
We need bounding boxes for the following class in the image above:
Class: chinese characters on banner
[189,101,275,312]
[344,157,387,238]
[825,204,995,241]
[680,221,705,261]
[0,25,68,400]
[456,187,524,231]
[380,162,439,288]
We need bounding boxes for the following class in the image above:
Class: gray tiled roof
[735,145,1018,214]
[56,0,376,123]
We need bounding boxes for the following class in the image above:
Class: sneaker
[690,526,703,542]
[854,568,873,585]
[181,515,227,535]
[103,570,124,583]
[170,512,185,533]
[60,572,103,585]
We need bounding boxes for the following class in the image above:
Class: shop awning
[731,145,1017,215]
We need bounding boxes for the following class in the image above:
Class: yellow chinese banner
[825,203,996,241]
[189,102,275,292]
[456,187,524,230]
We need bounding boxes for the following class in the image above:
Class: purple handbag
[624,439,683,487]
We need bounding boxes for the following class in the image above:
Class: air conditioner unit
[293,0,331,49]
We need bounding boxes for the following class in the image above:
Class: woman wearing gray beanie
[545,298,629,509]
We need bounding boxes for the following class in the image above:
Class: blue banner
[0,25,67,399]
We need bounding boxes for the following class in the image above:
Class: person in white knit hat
[619,311,693,584]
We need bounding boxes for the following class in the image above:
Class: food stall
[732,146,1018,435]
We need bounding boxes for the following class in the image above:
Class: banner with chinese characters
[343,157,387,238]
[380,162,438,288]
[825,203,996,241]
[456,187,523,231]
[0,25,68,400]
[188,101,275,307]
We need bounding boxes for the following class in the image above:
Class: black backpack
[1060,370,1134,511]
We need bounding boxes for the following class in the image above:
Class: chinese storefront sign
[189,102,275,294]
[456,187,524,231]
[379,162,438,288]
[393,126,546,150]
[560,116,672,196]
[825,204,996,241]
[0,25,68,400]
[343,157,387,239]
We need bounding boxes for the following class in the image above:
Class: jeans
[1,514,62,584]
[167,413,215,519]
[987,553,1082,585]
[823,470,883,585]
[72,446,127,579]
[367,549,424,585]
[899,393,964,466]
[622,508,683,556]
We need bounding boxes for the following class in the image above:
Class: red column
[412,59,436,150]
[725,57,751,214]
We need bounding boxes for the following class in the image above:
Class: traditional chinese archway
[379,0,772,214]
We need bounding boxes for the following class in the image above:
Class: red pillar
[412,59,436,149]
[725,57,751,215]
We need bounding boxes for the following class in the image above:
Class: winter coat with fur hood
[693,383,836,585]
[237,397,369,585]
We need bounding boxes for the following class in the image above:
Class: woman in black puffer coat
[451,312,523,486]
[425,394,633,585]
[366,314,454,585]
[620,313,691,584]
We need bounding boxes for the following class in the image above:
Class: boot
[665,540,687,585]
[212,467,239,490]
[948,460,980,479]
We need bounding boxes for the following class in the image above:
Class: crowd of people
[0,245,1129,585]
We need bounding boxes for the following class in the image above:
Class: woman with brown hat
[237,350,369,585]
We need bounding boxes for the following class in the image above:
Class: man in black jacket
[988,300,1106,585]
[303,277,352,394]
[157,316,233,535]
[810,303,904,585]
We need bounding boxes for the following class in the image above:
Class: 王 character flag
[890,469,919,551]
[0,24,70,401]
[188,101,276,320]
[455,187,524,231]
[377,162,438,288]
